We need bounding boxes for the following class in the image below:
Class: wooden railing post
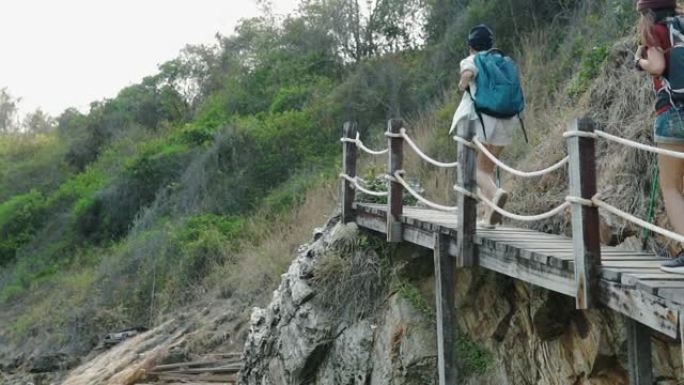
[342,122,357,223]
[387,119,404,243]
[434,233,457,385]
[456,119,477,267]
[626,318,652,385]
[566,117,601,309]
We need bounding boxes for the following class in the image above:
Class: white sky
[0,0,299,117]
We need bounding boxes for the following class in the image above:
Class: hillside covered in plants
[0,0,663,383]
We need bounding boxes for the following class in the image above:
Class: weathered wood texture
[387,119,404,242]
[342,122,358,223]
[354,203,683,338]
[434,233,457,385]
[626,318,652,385]
[456,119,477,267]
[566,118,602,309]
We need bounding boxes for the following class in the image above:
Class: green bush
[0,191,47,264]
[569,44,611,97]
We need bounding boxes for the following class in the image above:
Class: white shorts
[473,114,518,147]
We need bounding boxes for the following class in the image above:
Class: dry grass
[311,222,389,321]
[206,177,339,303]
[355,29,671,255]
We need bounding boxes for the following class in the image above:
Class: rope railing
[472,138,569,178]
[393,171,458,212]
[400,128,459,169]
[569,194,684,245]
[564,129,684,160]
[340,133,389,156]
[476,190,570,222]
[339,173,389,197]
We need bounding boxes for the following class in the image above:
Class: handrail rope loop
[385,131,403,138]
[355,132,389,155]
[393,171,458,212]
[339,173,389,197]
[591,196,684,245]
[477,190,570,222]
[399,128,459,168]
[564,195,595,207]
[453,184,479,201]
[472,138,569,178]
[339,135,389,156]
[452,135,479,150]
[593,130,684,160]
[562,130,598,139]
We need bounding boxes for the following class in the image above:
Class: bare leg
[658,143,684,243]
[477,144,504,218]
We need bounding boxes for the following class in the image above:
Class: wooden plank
[656,288,684,304]
[636,280,684,295]
[477,246,576,297]
[456,119,477,267]
[387,119,404,242]
[567,117,601,309]
[153,360,234,371]
[434,233,457,385]
[152,365,242,374]
[156,373,236,382]
[626,318,653,385]
[621,273,684,287]
[601,261,666,268]
[680,310,684,371]
[598,280,678,338]
[403,226,435,250]
[356,211,387,234]
[342,122,357,223]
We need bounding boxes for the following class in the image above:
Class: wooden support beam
[680,310,684,381]
[434,233,457,385]
[626,318,652,385]
[387,119,404,242]
[566,118,602,309]
[456,119,477,267]
[342,122,358,223]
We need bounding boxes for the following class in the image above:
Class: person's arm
[459,70,475,91]
[636,45,666,76]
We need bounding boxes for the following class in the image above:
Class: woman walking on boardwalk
[450,25,523,229]
[636,0,684,272]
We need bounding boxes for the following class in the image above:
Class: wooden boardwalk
[355,203,684,338]
[340,119,684,384]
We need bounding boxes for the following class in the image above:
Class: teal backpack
[468,49,527,142]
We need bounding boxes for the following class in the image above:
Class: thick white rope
[472,138,569,178]
[593,130,684,160]
[340,134,389,156]
[340,173,389,197]
[562,130,598,139]
[400,128,459,169]
[452,135,478,150]
[385,131,402,138]
[453,184,479,201]
[393,172,458,212]
[591,197,684,244]
[477,190,571,222]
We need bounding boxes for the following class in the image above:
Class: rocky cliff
[239,218,684,385]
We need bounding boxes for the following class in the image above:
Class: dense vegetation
[0,0,639,356]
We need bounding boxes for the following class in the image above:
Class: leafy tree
[0,88,20,134]
[299,0,425,62]
[23,108,55,134]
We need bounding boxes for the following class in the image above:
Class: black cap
[467,24,494,51]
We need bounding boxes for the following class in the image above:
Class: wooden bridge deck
[355,203,684,338]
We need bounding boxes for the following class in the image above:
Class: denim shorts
[654,106,684,144]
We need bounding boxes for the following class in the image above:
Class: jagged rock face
[239,221,683,385]
[239,220,438,385]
